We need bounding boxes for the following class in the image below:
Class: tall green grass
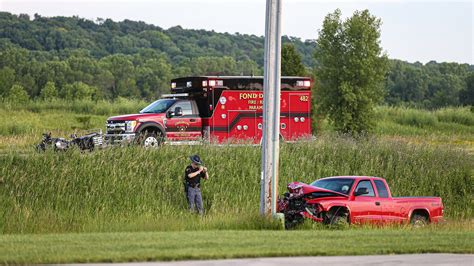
[1,98,147,116]
[435,108,474,126]
[0,99,147,150]
[0,100,472,233]
[1,101,472,137]
[374,106,474,136]
[0,135,471,234]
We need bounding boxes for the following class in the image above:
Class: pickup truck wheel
[331,215,349,227]
[140,131,163,148]
[411,214,428,228]
[330,214,349,227]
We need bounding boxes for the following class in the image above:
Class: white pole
[260,0,282,216]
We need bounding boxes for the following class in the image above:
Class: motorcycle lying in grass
[36,131,104,152]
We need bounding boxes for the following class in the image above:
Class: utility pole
[260,0,282,216]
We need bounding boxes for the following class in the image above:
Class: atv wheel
[411,214,428,228]
[140,131,163,148]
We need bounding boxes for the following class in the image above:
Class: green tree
[385,60,427,105]
[0,67,15,96]
[40,81,58,100]
[0,12,470,105]
[6,84,30,103]
[73,82,97,101]
[237,59,261,76]
[58,82,97,100]
[99,54,139,98]
[459,73,474,106]
[281,44,307,76]
[314,9,389,134]
[60,84,74,100]
[428,75,463,108]
[135,56,172,98]
[191,56,237,75]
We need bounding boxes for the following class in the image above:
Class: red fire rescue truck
[105,76,312,146]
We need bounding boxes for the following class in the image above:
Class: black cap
[190,155,203,165]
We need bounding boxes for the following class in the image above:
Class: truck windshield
[140,99,176,113]
[310,178,355,195]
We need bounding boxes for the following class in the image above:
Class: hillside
[0,12,315,66]
[0,12,472,107]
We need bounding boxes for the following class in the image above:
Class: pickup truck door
[165,100,202,141]
[350,180,383,224]
[373,179,404,224]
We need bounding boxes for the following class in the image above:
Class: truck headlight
[125,120,137,132]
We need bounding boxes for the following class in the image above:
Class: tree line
[0,11,472,109]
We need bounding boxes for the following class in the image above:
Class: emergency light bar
[162,93,189,98]
[170,76,312,92]
[297,80,311,87]
[207,80,223,87]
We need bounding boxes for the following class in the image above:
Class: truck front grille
[106,120,126,135]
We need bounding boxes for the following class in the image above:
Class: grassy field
[0,99,146,152]
[1,225,473,264]
[0,100,472,263]
[374,106,474,153]
[0,135,471,233]
[1,100,473,152]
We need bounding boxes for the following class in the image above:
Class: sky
[0,0,472,64]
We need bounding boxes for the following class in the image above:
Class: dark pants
[187,185,203,214]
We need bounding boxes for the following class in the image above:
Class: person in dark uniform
[184,155,209,214]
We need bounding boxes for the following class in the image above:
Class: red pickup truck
[277,176,444,228]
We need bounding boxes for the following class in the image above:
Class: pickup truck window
[140,99,176,114]
[354,180,375,197]
[310,178,355,195]
[173,101,194,115]
[374,180,389,198]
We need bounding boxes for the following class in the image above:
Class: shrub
[6,84,29,104]
[39,81,58,101]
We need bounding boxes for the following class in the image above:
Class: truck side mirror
[354,187,369,196]
[174,106,183,116]
[166,110,173,118]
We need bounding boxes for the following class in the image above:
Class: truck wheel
[140,131,163,148]
[330,214,349,228]
[325,207,349,228]
[411,214,428,228]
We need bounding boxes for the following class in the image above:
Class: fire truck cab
[105,76,312,146]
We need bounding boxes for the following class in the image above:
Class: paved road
[72,254,473,266]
